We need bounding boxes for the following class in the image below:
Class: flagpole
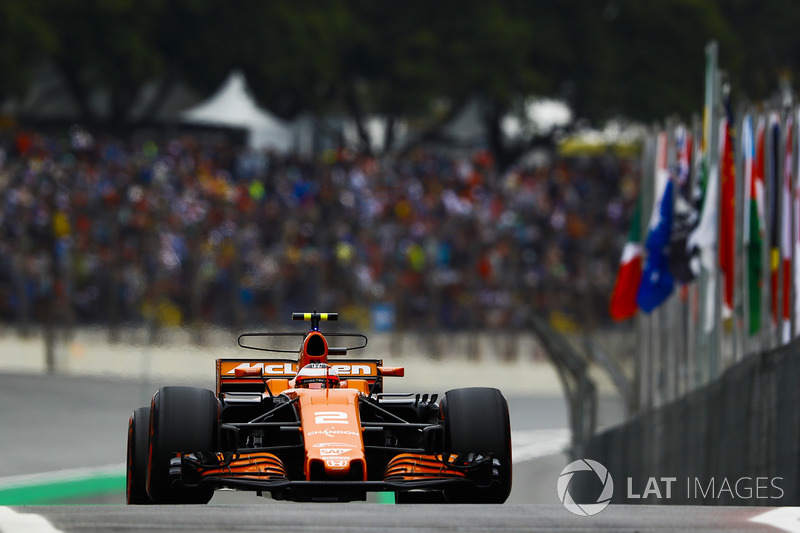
[741,109,766,358]
[734,107,746,363]
[794,105,800,342]
[666,120,679,403]
[700,41,721,384]
[773,110,786,346]
[687,113,703,392]
[767,110,781,350]
[790,103,797,343]
[712,61,723,380]
[757,110,769,354]
[780,108,789,344]
[718,79,737,370]
[638,129,657,411]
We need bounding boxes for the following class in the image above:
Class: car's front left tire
[127,406,152,504]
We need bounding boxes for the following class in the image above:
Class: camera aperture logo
[557,459,613,516]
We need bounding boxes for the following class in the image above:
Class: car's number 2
[315,411,348,424]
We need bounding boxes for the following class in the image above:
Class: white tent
[180,70,293,152]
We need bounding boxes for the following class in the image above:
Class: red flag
[769,113,781,325]
[782,115,793,332]
[719,113,735,314]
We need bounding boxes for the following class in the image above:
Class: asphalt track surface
[1,503,792,532]
[0,373,791,532]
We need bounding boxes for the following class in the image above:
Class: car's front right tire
[146,386,218,504]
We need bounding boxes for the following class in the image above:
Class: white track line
[0,507,62,533]
[750,508,800,532]
[512,429,570,463]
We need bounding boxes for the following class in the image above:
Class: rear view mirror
[378,367,404,377]
[234,366,263,377]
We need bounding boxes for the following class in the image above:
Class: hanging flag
[687,126,709,282]
[781,114,793,342]
[688,150,720,332]
[792,109,800,336]
[676,128,692,188]
[637,133,675,313]
[687,42,719,333]
[695,42,715,220]
[769,113,781,326]
[718,96,736,317]
[669,126,697,284]
[609,200,643,321]
[795,110,800,337]
[638,180,675,312]
[743,115,766,335]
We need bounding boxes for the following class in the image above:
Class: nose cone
[298,389,367,481]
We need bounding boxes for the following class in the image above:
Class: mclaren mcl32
[127,312,512,504]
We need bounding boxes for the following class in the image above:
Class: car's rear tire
[440,387,512,503]
[127,407,152,504]
[147,386,218,504]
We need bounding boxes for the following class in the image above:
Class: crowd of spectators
[0,127,639,334]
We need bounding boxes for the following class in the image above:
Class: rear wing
[216,358,384,395]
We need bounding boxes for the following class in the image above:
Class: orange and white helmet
[293,363,340,389]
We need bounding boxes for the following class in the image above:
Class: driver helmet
[294,363,340,389]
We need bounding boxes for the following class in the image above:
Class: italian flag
[609,202,642,321]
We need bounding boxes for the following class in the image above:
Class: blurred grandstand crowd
[0,128,638,334]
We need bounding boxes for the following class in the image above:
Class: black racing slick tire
[146,386,218,504]
[440,387,512,503]
[127,407,152,504]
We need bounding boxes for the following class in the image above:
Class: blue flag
[637,179,675,313]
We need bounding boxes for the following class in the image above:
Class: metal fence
[584,338,800,505]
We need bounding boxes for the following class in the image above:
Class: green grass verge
[0,470,125,505]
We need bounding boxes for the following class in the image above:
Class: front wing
[170,452,496,502]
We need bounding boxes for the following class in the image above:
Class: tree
[0,0,54,108]
[36,0,164,128]
[565,0,732,124]
[234,1,567,162]
[434,0,571,168]
[33,0,227,129]
[713,0,800,104]
[7,0,799,169]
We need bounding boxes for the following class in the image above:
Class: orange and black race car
[126,312,512,504]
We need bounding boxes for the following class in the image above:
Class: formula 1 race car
[126,312,512,504]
